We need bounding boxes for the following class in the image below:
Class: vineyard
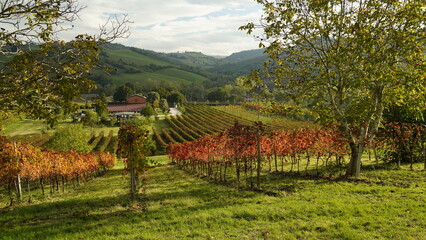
[9,129,118,153]
[89,130,118,153]
[152,104,284,148]
[0,136,116,205]
[1,109,425,239]
[214,104,318,130]
[168,122,348,188]
[168,120,426,189]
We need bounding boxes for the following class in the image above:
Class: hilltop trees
[241,0,425,177]
[0,0,130,125]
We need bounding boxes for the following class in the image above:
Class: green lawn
[1,156,424,239]
[2,119,49,136]
[2,119,121,137]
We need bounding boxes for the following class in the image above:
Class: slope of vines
[153,104,282,146]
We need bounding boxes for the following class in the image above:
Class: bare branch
[96,14,132,43]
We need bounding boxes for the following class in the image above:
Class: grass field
[2,119,121,138]
[105,49,172,67]
[104,49,209,89]
[110,67,208,88]
[2,119,50,136]
[1,156,424,239]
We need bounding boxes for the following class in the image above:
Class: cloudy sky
[63,0,264,56]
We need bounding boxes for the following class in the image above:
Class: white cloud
[59,0,264,56]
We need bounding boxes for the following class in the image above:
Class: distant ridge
[223,49,265,63]
[1,42,269,93]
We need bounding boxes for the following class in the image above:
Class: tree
[240,0,425,177]
[147,91,160,108]
[117,124,153,201]
[207,88,229,102]
[181,83,205,101]
[113,85,134,102]
[44,124,92,152]
[93,94,109,121]
[155,86,171,99]
[81,109,98,127]
[0,0,130,125]
[159,98,169,113]
[0,0,81,53]
[141,104,155,118]
[167,91,186,107]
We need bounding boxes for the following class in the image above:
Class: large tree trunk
[346,128,365,178]
[346,143,362,177]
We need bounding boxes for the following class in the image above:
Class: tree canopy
[159,98,169,113]
[113,85,135,102]
[44,124,92,152]
[167,92,186,106]
[240,0,425,177]
[147,91,160,104]
[141,104,155,118]
[0,0,130,126]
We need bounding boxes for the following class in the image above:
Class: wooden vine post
[117,125,152,202]
[13,142,22,203]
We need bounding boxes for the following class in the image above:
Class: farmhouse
[107,95,147,117]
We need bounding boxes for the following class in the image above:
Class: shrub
[44,124,92,153]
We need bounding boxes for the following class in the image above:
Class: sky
[62,0,264,56]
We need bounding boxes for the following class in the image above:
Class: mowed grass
[1,156,425,239]
[2,119,49,136]
[2,119,121,137]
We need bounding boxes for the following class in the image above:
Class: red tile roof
[107,103,146,113]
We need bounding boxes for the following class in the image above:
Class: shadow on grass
[172,161,426,198]
[0,163,258,239]
[0,193,136,239]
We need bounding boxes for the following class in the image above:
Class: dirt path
[155,107,182,118]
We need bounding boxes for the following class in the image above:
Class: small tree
[81,109,98,127]
[159,98,169,113]
[93,96,109,121]
[141,104,155,118]
[44,124,92,153]
[117,125,153,201]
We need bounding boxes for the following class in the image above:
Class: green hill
[93,44,215,92]
[222,49,265,63]
[106,49,172,67]
[161,51,225,68]
[1,43,268,95]
[108,67,209,89]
